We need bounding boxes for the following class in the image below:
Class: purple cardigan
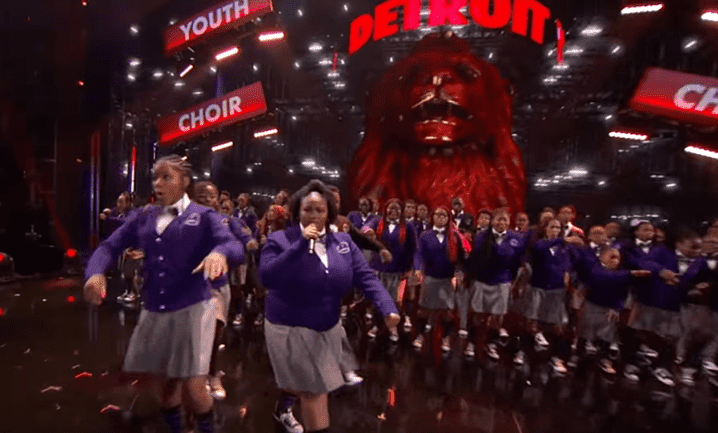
[85,202,245,312]
[366,220,422,274]
[530,238,571,290]
[419,230,464,279]
[259,225,398,332]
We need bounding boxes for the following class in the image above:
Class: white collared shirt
[156,194,190,235]
[492,228,507,245]
[636,238,652,254]
[388,221,398,233]
[433,225,446,243]
[676,250,693,275]
[300,223,328,268]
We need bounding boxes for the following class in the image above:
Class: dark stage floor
[1,275,718,433]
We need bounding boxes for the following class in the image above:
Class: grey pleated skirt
[469,281,511,315]
[211,284,231,325]
[580,300,619,343]
[379,272,402,302]
[629,302,682,340]
[123,299,216,378]
[264,320,346,394]
[534,287,569,325]
[419,276,455,310]
[680,303,712,335]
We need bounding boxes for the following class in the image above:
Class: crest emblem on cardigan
[185,213,201,226]
[336,241,350,254]
[220,217,229,226]
[509,238,520,247]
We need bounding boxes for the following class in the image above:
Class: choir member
[558,205,585,239]
[452,197,474,229]
[465,208,527,360]
[259,179,399,433]
[476,209,492,232]
[413,206,467,352]
[365,199,421,341]
[234,193,258,233]
[347,197,380,229]
[83,155,245,433]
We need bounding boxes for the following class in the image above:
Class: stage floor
[1,275,717,433]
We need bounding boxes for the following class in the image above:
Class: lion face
[348,32,525,216]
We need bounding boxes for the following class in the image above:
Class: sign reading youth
[156,82,268,146]
[630,67,718,126]
[164,0,274,56]
[348,0,552,55]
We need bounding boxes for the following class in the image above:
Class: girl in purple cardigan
[259,180,399,433]
[83,156,245,433]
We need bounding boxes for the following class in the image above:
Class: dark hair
[405,199,417,207]
[541,207,556,215]
[220,190,230,197]
[629,220,653,239]
[326,185,340,194]
[477,208,492,218]
[153,155,193,194]
[288,179,338,230]
[220,198,235,211]
[194,181,217,194]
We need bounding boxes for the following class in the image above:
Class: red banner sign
[164,0,274,56]
[157,82,268,146]
[630,67,718,126]
[349,0,552,55]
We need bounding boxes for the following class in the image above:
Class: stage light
[153,70,163,79]
[302,159,316,167]
[309,43,323,52]
[319,58,332,66]
[564,46,584,55]
[129,25,139,35]
[665,182,678,188]
[288,168,294,174]
[552,63,569,71]
[254,127,278,138]
[169,18,177,25]
[581,25,602,36]
[246,167,253,174]
[211,141,233,152]
[327,71,339,78]
[192,89,204,97]
[598,180,607,186]
[64,249,81,276]
[569,168,588,177]
[343,4,349,12]
[291,115,297,121]
[253,64,259,72]
[174,80,185,88]
[543,76,559,85]
[181,156,188,161]
[293,61,300,69]
[702,11,718,22]
[297,9,303,17]
[82,0,87,5]
[609,130,648,141]
[77,80,84,86]
[209,66,217,74]
[682,37,700,52]
[179,64,193,78]
[127,73,137,82]
[215,46,240,61]
[204,171,210,177]
[129,58,141,67]
[0,252,15,284]
[258,30,285,42]
[620,3,663,15]
[611,44,623,55]
[685,145,718,160]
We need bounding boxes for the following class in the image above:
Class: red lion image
[348,31,526,216]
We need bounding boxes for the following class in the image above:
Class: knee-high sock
[195,410,214,433]
[161,406,183,433]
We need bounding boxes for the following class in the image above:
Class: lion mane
[348,32,526,217]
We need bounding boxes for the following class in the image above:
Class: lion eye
[455,62,481,81]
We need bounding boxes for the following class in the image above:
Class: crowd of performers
[90,158,718,433]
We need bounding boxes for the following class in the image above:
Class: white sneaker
[344,371,364,386]
[485,343,499,360]
[514,350,525,366]
[638,344,658,359]
[535,332,549,347]
[403,317,412,333]
[458,329,468,339]
[390,327,399,343]
[499,328,509,338]
[703,360,718,375]
[441,336,451,352]
[117,290,129,302]
[368,326,379,339]
[413,334,425,350]
[653,368,675,387]
[209,375,226,400]
[679,367,696,386]
[552,357,567,376]
[585,341,598,356]
[124,291,138,302]
[365,311,373,321]
[341,305,348,318]
[600,359,616,375]
[232,314,243,326]
[274,409,304,433]
[464,342,476,358]
[624,364,640,382]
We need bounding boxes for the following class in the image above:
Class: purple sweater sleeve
[350,240,399,318]
[258,234,309,289]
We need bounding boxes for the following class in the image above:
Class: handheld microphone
[308,238,316,255]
